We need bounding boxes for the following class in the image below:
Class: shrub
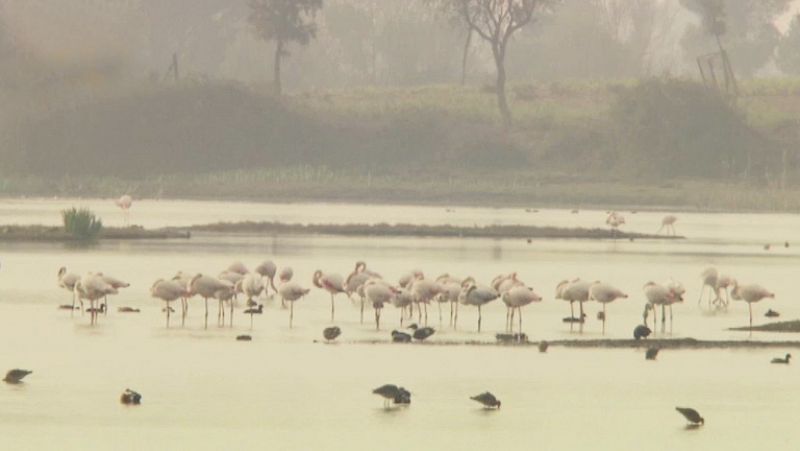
[61,208,103,240]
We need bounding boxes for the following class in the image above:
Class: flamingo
[313,270,345,322]
[605,212,625,237]
[240,273,264,306]
[458,277,499,332]
[495,273,524,328]
[75,273,117,324]
[97,273,129,314]
[398,270,424,289]
[658,215,677,235]
[698,267,718,308]
[114,195,132,225]
[57,267,81,312]
[391,288,414,327]
[556,279,592,323]
[278,282,310,328]
[226,261,249,275]
[643,281,682,332]
[189,274,233,329]
[731,281,774,330]
[715,274,734,308]
[435,274,462,325]
[410,278,442,325]
[588,282,627,333]
[150,279,186,327]
[345,261,381,323]
[255,260,278,295]
[363,279,395,330]
[172,271,193,321]
[502,285,542,336]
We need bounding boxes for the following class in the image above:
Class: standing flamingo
[226,261,249,275]
[57,267,81,312]
[278,282,310,328]
[458,278,499,332]
[698,267,718,308]
[255,260,278,295]
[643,281,682,332]
[436,274,462,326]
[731,281,775,331]
[313,270,346,322]
[189,274,234,329]
[556,279,592,323]
[606,212,625,237]
[410,278,442,325]
[589,282,628,333]
[502,285,542,336]
[363,279,395,330]
[151,279,186,327]
[75,273,117,325]
[240,273,264,307]
[114,195,132,225]
[391,288,415,327]
[658,215,678,235]
[345,261,381,323]
[97,273,129,314]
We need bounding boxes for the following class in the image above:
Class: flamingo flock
[54,259,779,337]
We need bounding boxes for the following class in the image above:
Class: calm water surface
[0,198,798,450]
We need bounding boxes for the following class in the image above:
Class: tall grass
[61,208,103,240]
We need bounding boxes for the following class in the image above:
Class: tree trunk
[461,28,472,85]
[493,48,511,127]
[273,40,284,96]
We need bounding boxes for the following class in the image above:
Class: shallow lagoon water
[0,199,799,450]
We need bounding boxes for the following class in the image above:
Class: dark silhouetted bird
[765,309,780,318]
[323,326,341,341]
[597,311,605,321]
[412,326,435,341]
[562,313,587,323]
[470,392,501,409]
[675,407,704,425]
[236,335,252,341]
[120,388,142,405]
[373,384,409,407]
[771,353,791,364]
[118,306,140,313]
[633,324,652,340]
[646,347,659,360]
[4,369,32,384]
[391,330,412,343]
[538,340,549,353]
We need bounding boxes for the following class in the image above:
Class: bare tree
[458,0,541,126]
[249,0,323,95]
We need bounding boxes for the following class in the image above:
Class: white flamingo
[606,212,625,237]
[226,261,249,275]
[502,285,542,335]
[698,267,718,308]
[556,279,592,322]
[391,287,415,327]
[363,279,395,330]
[643,281,683,332]
[114,195,132,226]
[151,279,186,327]
[458,277,499,332]
[57,267,81,311]
[715,274,734,307]
[658,215,677,235]
[410,278,442,325]
[255,260,278,295]
[189,274,233,329]
[96,273,129,315]
[240,272,264,306]
[75,273,117,324]
[278,282,310,328]
[731,281,774,330]
[313,270,345,322]
[435,274,462,326]
[589,282,628,333]
[345,261,381,323]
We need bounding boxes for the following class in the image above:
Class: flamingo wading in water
[313,270,345,322]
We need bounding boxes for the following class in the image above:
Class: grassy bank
[189,221,680,240]
[0,225,190,242]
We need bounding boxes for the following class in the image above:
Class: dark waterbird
[118,306,140,313]
[323,326,341,341]
[765,309,780,318]
[373,384,409,407]
[391,330,412,343]
[243,304,263,329]
[771,353,791,364]
[538,340,549,353]
[675,407,704,425]
[4,369,32,384]
[410,325,435,341]
[633,324,652,340]
[58,304,79,310]
[236,335,252,341]
[470,392,501,409]
[562,313,586,323]
[120,388,142,405]
[646,347,659,360]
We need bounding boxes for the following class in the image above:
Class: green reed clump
[61,208,103,240]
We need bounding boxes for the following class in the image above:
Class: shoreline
[0,225,190,242]
[346,337,800,349]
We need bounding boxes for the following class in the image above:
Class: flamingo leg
[438,302,442,324]
[166,302,170,328]
[424,303,428,325]
[360,298,365,324]
[478,305,482,332]
[518,307,522,337]
[290,300,294,329]
[749,303,753,331]
[570,301,574,319]
[375,308,381,331]
[661,304,666,333]
[330,293,335,322]
[449,301,453,326]
[204,297,209,329]
[250,313,254,330]
[602,303,606,334]
[454,302,459,330]
[230,301,234,327]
